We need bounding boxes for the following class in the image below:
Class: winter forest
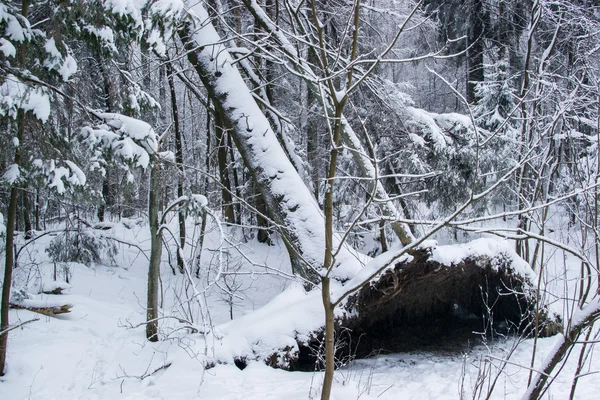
[1,0,600,399]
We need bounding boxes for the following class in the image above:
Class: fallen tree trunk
[10,302,72,316]
[215,239,561,371]
[292,246,559,370]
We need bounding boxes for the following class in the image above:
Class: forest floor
[2,220,600,400]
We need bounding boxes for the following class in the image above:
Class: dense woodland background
[1,1,600,399]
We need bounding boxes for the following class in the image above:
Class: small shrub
[46,230,117,266]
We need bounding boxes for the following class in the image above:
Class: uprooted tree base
[266,247,561,371]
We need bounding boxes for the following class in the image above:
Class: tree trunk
[214,109,236,224]
[523,305,600,400]
[1,2,30,372]
[255,182,272,244]
[97,54,114,222]
[0,108,27,377]
[306,85,321,202]
[0,185,19,376]
[34,188,40,231]
[196,101,213,278]
[166,58,186,273]
[379,219,388,253]
[146,163,163,342]
[466,0,485,104]
[321,277,335,400]
[22,187,32,239]
[227,132,242,225]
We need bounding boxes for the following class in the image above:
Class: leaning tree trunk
[522,300,600,400]
[177,7,365,283]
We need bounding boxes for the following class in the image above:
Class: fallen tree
[207,239,560,371]
[10,302,73,316]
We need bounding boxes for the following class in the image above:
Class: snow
[406,106,452,151]
[150,0,184,20]
[44,37,61,60]
[0,75,51,122]
[2,163,20,184]
[41,280,72,293]
[146,28,165,56]
[25,89,51,122]
[82,113,158,169]
[104,0,144,30]
[48,166,71,194]
[429,238,535,280]
[58,54,78,81]
[2,214,600,400]
[570,297,600,330]
[191,193,208,207]
[64,160,87,186]
[83,25,117,53]
[31,159,86,194]
[12,294,72,309]
[5,12,30,42]
[408,132,426,147]
[0,37,16,57]
[212,283,324,365]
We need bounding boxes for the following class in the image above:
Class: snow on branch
[81,112,158,169]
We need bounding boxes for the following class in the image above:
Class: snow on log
[207,239,560,371]
[41,281,71,295]
[10,290,73,316]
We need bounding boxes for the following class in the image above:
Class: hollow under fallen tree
[342,247,559,355]
[215,239,561,371]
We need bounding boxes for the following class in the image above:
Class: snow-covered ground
[2,219,600,400]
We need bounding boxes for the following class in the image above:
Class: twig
[0,317,39,335]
